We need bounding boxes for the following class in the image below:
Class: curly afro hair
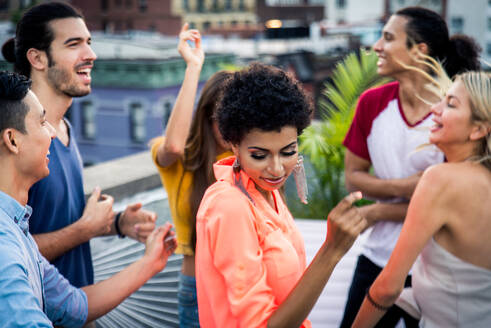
[217,63,312,145]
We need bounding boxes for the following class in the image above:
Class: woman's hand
[178,23,204,69]
[143,223,177,275]
[325,191,366,259]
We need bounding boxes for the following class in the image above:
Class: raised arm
[32,187,114,261]
[82,223,176,323]
[156,23,205,168]
[352,166,451,328]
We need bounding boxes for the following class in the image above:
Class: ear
[231,143,240,157]
[26,48,49,72]
[1,129,20,154]
[470,123,491,141]
[416,42,429,56]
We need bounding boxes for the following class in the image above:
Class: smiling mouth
[262,176,285,185]
[77,67,91,77]
[430,121,443,132]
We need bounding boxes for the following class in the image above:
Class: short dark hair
[1,2,83,77]
[396,6,481,78]
[217,63,312,145]
[0,71,32,134]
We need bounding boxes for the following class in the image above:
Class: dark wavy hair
[1,2,83,77]
[0,71,32,134]
[396,6,481,78]
[177,70,233,251]
[217,63,312,145]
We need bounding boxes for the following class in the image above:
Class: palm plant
[287,49,389,218]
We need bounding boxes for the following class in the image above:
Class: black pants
[339,255,419,328]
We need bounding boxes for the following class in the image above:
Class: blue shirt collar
[0,190,32,235]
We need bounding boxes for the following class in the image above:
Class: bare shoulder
[420,162,491,203]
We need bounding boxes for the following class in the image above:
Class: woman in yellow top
[151,24,232,327]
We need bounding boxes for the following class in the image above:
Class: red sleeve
[343,82,399,162]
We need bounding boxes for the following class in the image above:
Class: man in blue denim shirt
[0,72,176,327]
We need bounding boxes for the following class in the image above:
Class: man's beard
[47,57,91,98]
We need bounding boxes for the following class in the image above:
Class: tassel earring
[293,155,308,204]
[233,157,241,173]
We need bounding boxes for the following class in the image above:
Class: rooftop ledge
[83,150,161,201]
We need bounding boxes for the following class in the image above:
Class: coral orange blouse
[195,157,311,328]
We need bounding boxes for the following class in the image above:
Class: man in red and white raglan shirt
[340,79,444,327]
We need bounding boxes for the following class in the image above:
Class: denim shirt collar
[0,190,32,235]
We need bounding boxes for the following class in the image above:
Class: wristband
[114,212,126,238]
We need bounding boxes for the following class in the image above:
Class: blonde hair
[457,71,491,170]
[405,51,491,170]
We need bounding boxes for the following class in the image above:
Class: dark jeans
[339,255,419,328]
[178,273,200,328]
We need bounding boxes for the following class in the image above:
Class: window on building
[488,17,491,31]
[225,0,232,11]
[19,0,35,8]
[203,21,211,30]
[487,43,491,57]
[130,102,146,143]
[239,0,245,10]
[488,0,491,6]
[81,101,96,140]
[212,0,219,11]
[101,0,109,12]
[138,0,147,12]
[0,0,8,11]
[450,16,464,34]
[336,0,346,9]
[183,0,189,10]
[197,0,205,12]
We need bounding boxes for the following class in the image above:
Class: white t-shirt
[343,81,444,268]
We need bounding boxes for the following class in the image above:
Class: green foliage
[288,49,389,218]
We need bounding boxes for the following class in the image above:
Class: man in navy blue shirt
[0,71,176,327]
[1,2,157,288]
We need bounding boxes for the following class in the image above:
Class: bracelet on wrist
[114,211,126,238]
[366,289,390,311]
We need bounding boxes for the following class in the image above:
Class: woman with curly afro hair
[195,63,367,327]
